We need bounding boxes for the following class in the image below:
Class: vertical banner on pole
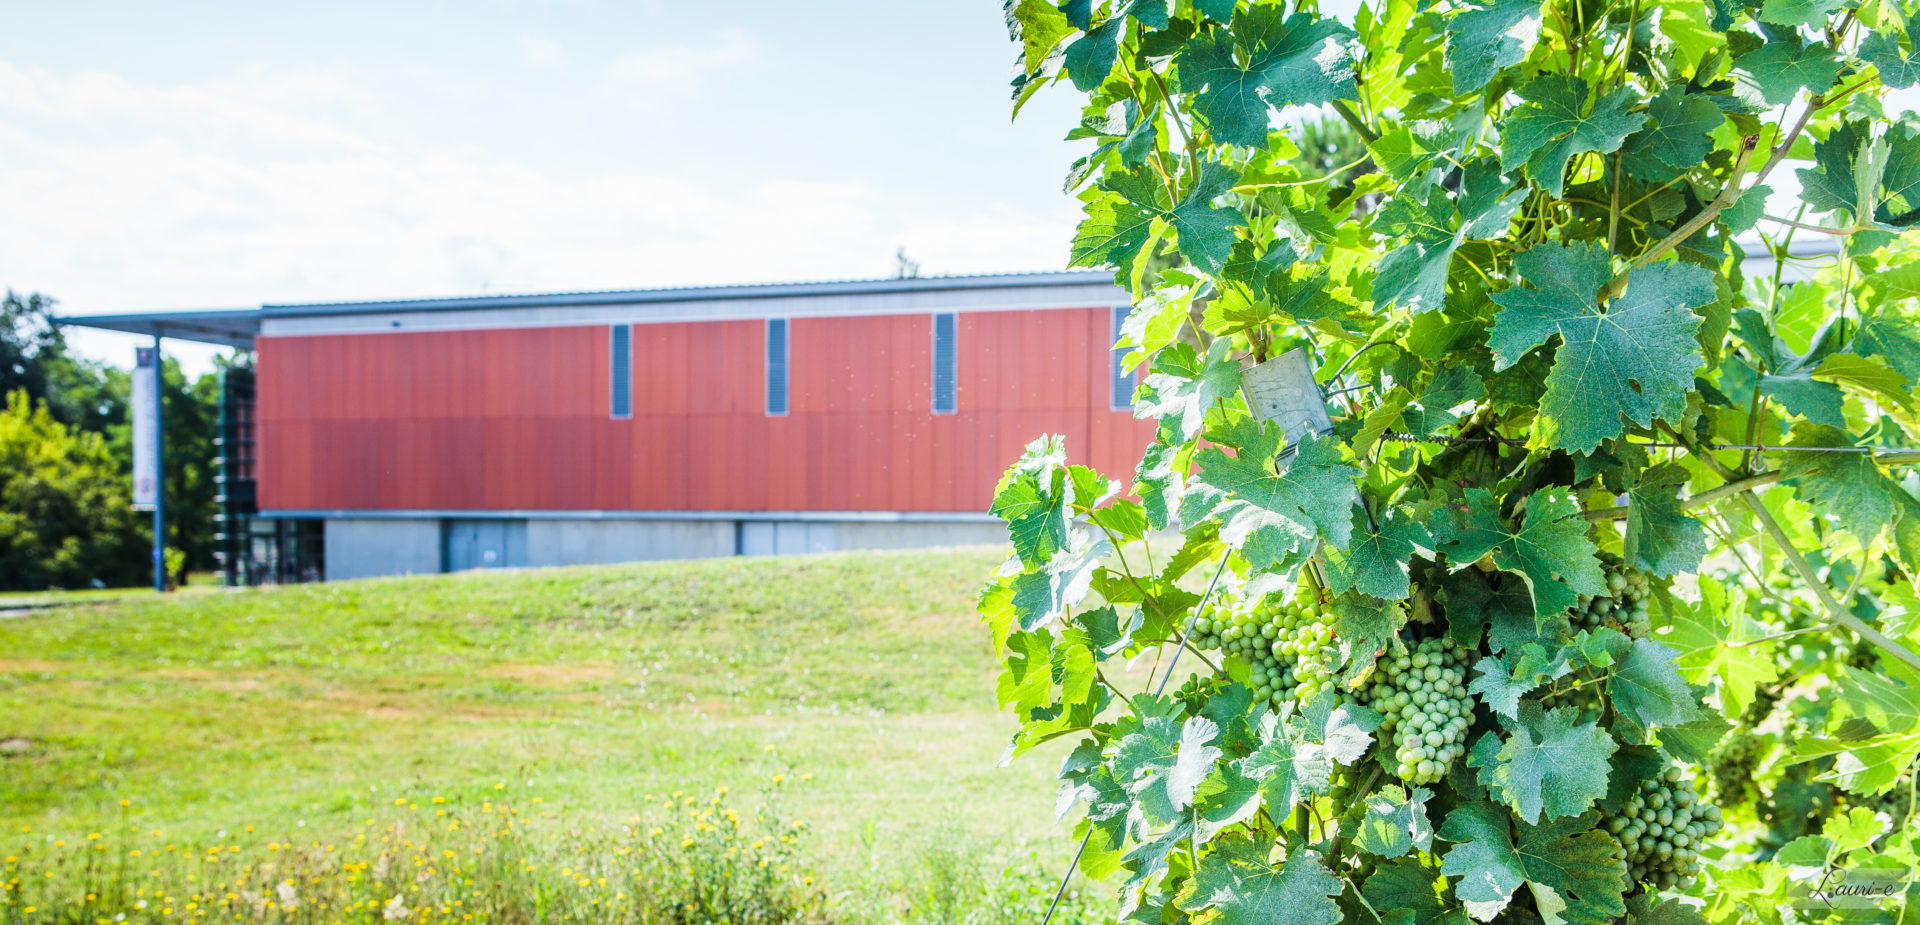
[131,347,159,511]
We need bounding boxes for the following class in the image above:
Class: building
[59,272,1150,582]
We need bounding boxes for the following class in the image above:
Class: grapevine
[982,0,1920,923]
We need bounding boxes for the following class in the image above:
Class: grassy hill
[0,548,1114,923]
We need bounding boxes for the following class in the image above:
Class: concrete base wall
[318,515,1002,581]
[525,519,735,567]
[325,518,443,581]
[831,521,1006,551]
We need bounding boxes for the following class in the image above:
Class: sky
[4,2,1898,376]
[0,2,1095,374]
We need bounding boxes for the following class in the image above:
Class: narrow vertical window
[610,324,632,419]
[1110,305,1135,410]
[932,312,957,414]
[766,318,789,416]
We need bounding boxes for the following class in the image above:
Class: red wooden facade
[255,306,1154,513]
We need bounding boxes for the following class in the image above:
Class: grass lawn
[0,548,1124,921]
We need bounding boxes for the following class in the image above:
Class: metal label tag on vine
[1240,347,1332,447]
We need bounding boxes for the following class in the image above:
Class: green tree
[1,292,225,582]
[0,389,150,590]
[988,1,1920,921]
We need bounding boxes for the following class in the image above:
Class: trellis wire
[1039,539,1235,925]
[1374,431,1912,455]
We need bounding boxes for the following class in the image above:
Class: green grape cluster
[1606,764,1723,891]
[1572,556,1654,638]
[1189,588,1338,707]
[1361,636,1476,785]
[1707,730,1768,807]
[1173,671,1216,714]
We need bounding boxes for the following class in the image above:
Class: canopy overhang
[52,308,261,349]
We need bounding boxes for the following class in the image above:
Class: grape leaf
[1512,813,1630,925]
[1063,18,1122,91]
[1245,692,1378,816]
[1445,0,1543,95]
[1009,536,1111,630]
[1663,577,1780,720]
[1797,119,1920,228]
[1759,0,1845,28]
[989,434,1073,568]
[1301,689,1383,763]
[1758,367,1845,427]
[1489,241,1714,453]
[1133,441,1186,532]
[1498,76,1646,197]
[1733,39,1843,107]
[1323,507,1434,601]
[1051,640,1097,707]
[1005,0,1072,73]
[1812,353,1916,411]
[995,628,1056,713]
[1331,591,1409,677]
[1071,168,1164,281]
[1246,717,1333,813]
[1434,486,1606,619]
[1192,758,1266,845]
[1623,462,1707,577]
[1438,802,1526,920]
[1184,836,1344,925]
[1138,339,1245,443]
[1116,272,1204,370]
[1362,857,1464,924]
[1658,714,1733,765]
[1121,818,1194,895]
[1438,804,1627,925]
[1375,160,1527,314]
[1791,663,1920,795]
[1402,364,1487,437]
[1173,6,1358,147]
[1072,162,1247,278]
[1354,784,1436,859]
[1469,655,1540,721]
[1183,430,1362,574]
[1862,24,1920,89]
[1115,715,1225,824]
[1488,702,1616,823]
[1621,88,1724,181]
[1607,637,1709,732]
[1781,423,1916,554]
[1113,710,1228,825]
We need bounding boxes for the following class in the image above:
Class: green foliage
[0,390,149,590]
[0,292,226,586]
[986,0,1920,921]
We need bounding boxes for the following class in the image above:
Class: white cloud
[519,36,563,67]
[0,59,1078,373]
[601,29,759,108]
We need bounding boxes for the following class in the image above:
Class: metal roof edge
[258,270,1120,317]
[261,508,1000,523]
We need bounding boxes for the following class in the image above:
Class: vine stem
[1331,99,1379,144]
[1601,134,1759,297]
[1738,492,1920,672]
[1652,421,1920,671]
[1726,623,1832,649]
[1581,450,1920,521]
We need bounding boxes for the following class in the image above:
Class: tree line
[1,292,222,591]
